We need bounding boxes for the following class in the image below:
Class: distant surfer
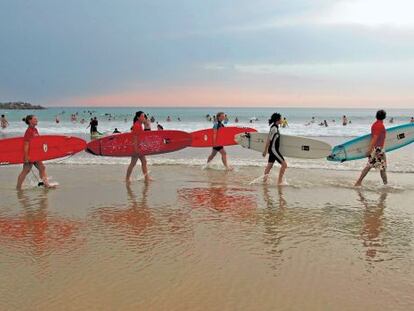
[281,117,289,128]
[1,114,9,129]
[342,115,348,126]
[262,113,288,185]
[126,111,151,182]
[87,117,99,135]
[206,112,230,169]
[355,110,388,187]
[144,115,151,131]
[16,115,53,190]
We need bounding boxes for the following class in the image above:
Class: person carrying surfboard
[16,115,53,190]
[126,111,151,182]
[355,110,388,187]
[207,112,230,169]
[262,113,288,185]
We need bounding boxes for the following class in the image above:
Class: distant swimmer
[342,115,348,126]
[16,115,53,189]
[319,120,328,127]
[55,116,60,124]
[144,114,151,131]
[166,116,171,122]
[224,114,229,124]
[207,112,230,169]
[150,116,155,123]
[281,117,289,128]
[305,116,315,126]
[235,117,239,123]
[113,128,121,134]
[411,117,414,123]
[157,123,164,130]
[126,111,151,182]
[262,113,288,185]
[178,117,181,122]
[1,114,9,129]
[355,110,387,187]
[87,117,99,134]
[389,117,394,124]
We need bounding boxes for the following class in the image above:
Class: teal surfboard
[327,123,414,162]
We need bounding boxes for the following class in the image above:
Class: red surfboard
[190,126,257,147]
[86,130,192,157]
[0,135,87,165]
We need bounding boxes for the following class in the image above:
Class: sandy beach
[1,163,413,310]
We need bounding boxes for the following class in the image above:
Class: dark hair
[216,112,225,119]
[23,115,34,125]
[133,111,144,123]
[268,113,281,125]
[1,114,4,118]
[376,110,386,120]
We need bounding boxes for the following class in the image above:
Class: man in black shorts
[207,112,230,169]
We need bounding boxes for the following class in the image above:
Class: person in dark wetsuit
[207,112,230,169]
[262,113,288,185]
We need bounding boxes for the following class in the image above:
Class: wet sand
[1,164,414,310]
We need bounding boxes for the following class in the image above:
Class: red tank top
[371,120,386,148]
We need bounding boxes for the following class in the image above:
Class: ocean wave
[46,155,414,174]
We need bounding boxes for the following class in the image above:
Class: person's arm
[132,132,140,155]
[366,134,378,156]
[263,137,270,157]
[263,129,273,157]
[212,128,218,146]
[23,141,30,163]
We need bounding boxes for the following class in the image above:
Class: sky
[1,0,414,108]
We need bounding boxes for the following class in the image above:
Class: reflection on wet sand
[357,189,387,262]
[260,185,288,268]
[93,181,154,237]
[0,189,84,258]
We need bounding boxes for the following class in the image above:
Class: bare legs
[263,161,288,185]
[355,166,388,186]
[207,148,229,169]
[17,163,32,190]
[126,155,150,182]
[16,161,51,190]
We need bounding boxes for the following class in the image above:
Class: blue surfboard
[327,123,414,162]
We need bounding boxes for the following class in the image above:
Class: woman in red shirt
[355,110,388,186]
[126,111,151,182]
[16,115,52,189]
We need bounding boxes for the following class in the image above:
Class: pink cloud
[52,85,414,108]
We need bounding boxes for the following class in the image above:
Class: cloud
[1,0,414,107]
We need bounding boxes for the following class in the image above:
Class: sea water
[1,107,413,173]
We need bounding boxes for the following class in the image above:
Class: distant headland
[0,102,45,110]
